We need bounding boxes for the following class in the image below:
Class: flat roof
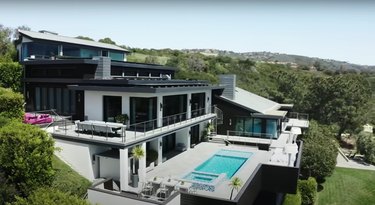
[18,30,128,52]
[21,59,177,71]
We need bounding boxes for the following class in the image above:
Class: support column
[138,143,147,184]
[187,93,192,119]
[157,96,163,127]
[119,148,129,191]
[157,137,163,165]
[206,90,212,114]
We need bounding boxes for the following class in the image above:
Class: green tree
[228,177,242,200]
[301,121,338,180]
[0,121,55,196]
[356,132,375,164]
[0,24,16,62]
[144,55,158,64]
[76,36,94,41]
[305,75,371,137]
[10,188,91,205]
[0,87,24,120]
[0,63,23,92]
[98,37,116,45]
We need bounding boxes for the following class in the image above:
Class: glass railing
[127,106,217,140]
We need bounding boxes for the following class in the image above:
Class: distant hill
[181,49,375,73]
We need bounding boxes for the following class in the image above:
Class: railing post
[144,123,146,137]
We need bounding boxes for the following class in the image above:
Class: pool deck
[146,142,272,200]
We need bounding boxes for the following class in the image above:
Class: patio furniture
[175,181,192,192]
[76,121,126,137]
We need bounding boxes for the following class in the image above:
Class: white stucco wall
[88,189,153,205]
[99,156,120,181]
[54,139,111,181]
[84,90,213,122]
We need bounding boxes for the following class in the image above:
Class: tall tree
[0,24,16,62]
[305,75,371,137]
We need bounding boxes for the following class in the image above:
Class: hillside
[181,49,375,73]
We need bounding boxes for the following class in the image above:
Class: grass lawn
[317,167,375,205]
[52,155,92,198]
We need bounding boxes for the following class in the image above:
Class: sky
[1,0,374,65]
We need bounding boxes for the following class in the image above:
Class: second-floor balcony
[48,106,218,146]
[283,112,309,129]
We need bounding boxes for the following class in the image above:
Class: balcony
[284,112,309,129]
[47,106,218,147]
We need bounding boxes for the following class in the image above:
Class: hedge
[283,190,302,205]
[0,62,23,92]
[0,87,24,120]
[299,177,317,205]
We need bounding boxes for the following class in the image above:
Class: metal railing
[48,106,219,143]
[127,106,218,141]
[226,130,274,145]
[287,112,309,121]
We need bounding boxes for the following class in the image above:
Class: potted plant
[131,145,145,188]
[206,122,214,136]
[146,149,158,166]
[115,114,129,125]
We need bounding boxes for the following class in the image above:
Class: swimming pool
[182,150,253,192]
[195,151,252,178]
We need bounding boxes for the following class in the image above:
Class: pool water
[195,155,248,178]
[184,172,219,183]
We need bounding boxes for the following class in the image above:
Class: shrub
[0,121,55,196]
[283,190,302,205]
[146,149,158,164]
[356,132,375,164]
[0,62,23,92]
[0,87,24,120]
[299,177,317,205]
[10,187,91,205]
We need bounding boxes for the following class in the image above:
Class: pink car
[23,113,54,125]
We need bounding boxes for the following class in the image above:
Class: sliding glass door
[103,96,122,122]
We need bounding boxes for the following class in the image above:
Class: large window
[33,87,76,116]
[130,97,157,130]
[109,51,124,61]
[103,96,122,122]
[233,117,279,139]
[25,42,58,59]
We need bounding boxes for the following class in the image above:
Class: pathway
[336,153,375,171]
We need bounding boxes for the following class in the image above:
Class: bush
[0,87,24,120]
[0,62,23,92]
[283,190,302,205]
[0,121,55,196]
[356,132,375,164]
[146,149,158,164]
[10,187,91,205]
[299,177,317,205]
[301,121,338,180]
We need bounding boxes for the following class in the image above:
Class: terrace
[88,141,303,205]
[46,106,218,147]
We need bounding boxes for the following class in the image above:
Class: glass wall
[130,97,157,130]
[233,117,279,139]
[109,51,124,61]
[191,93,205,117]
[163,95,187,126]
[34,86,76,116]
[24,42,58,59]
